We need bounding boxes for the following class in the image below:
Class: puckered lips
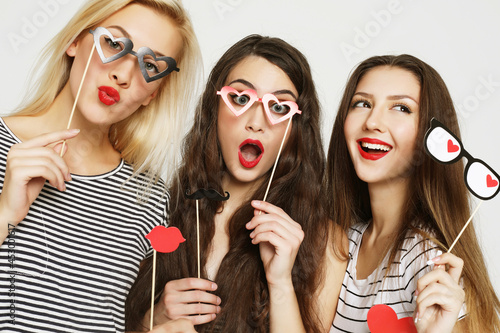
[238,138,264,168]
[357,137,392,160]
[98,86,120,106]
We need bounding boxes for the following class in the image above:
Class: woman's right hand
[152,278,221,326]
[0,129,79,227]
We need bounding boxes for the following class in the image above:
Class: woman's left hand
[246,200,304,286]
[414,252,465,333]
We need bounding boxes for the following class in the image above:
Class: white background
[1,0,499,296]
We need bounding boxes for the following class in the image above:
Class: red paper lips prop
[145,226,185,253]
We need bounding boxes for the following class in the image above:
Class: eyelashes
[350,98,413,114]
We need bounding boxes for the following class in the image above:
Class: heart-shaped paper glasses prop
[424,118,499,252]
[217,85,303,206]
[217,86,302,125]
[60,27,180,155]
[89,27,179,83]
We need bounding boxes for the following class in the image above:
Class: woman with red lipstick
[125,35,348,332]
[326,55,500,332]
[0,0,201,332]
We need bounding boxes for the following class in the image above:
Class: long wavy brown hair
[126,34,334,332]
[326,54,500,332]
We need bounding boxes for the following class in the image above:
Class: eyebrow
[228,79,298,100]
[353,92,419,105]
[106,25,165,57]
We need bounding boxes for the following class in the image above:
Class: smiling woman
[0,0,201,331]
[326,54,500,333]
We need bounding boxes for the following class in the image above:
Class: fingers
[247,201,304,247]
[427,252,464,283]
[414,253,465,323]
[17,128,80,149]
[9,153,71,189]
[159,278,220,325]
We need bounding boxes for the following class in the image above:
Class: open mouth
[357,139,392,160]
[238,139,264,168]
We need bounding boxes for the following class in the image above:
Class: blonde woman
[0,0,201,331]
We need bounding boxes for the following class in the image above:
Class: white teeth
[361,142,391,151]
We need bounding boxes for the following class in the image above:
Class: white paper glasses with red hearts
[89,27,179,83]
[217,86,302,125]
[424,118,499,200]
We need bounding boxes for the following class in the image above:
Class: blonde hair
[14,0,202,187]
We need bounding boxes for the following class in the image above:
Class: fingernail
[246,222,251,229]
[426,250,443,266]
[212,283,217,290]
[252,200,261,206]
[69,129,80,134]
[414,312,419,324]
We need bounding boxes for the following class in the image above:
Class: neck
[367,178,410,238]
[17,83,120,175]
[220,172,263,219]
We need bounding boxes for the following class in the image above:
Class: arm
[414,252,465,333]
[0,129,78,243]
[247,201,347,332]
[315,224,348,332]
[247,200,305,332]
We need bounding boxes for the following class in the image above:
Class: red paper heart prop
[487,174,498,188]
[367,304,417,333]
[447,139,459,153]
[146,226,185,253]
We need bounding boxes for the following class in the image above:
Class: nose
[109,55,137,88]
[245,101,267,132]
[363,106,386,132]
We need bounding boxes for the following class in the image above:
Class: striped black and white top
[331,222,465,332]
[0,118,167,332]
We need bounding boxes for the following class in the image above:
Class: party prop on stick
[60,43,95,156]
[424,118,499,252]
[61,27,180,156]
[145,226,186,330]
[215,86,303,206]
[185,189,229,278]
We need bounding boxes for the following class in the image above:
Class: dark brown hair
[325,54,500,332]
[126,34,333,332]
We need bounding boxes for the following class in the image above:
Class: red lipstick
[98,86,120,106]
[357,137,392,161]
[238,139,264,168]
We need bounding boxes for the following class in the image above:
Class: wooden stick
[60,44,96,156]
[150,249,157,330]
[448,200,483,253]
[196,199,200,279]
[262,116,293,203]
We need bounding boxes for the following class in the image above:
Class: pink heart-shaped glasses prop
[217,86,302,125]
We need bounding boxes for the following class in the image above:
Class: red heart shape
[447,139,459,153]
[367,304,417,333]
[487,174,498,188]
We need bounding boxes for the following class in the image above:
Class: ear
[141,89,159,106]
[66,39,79,57]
